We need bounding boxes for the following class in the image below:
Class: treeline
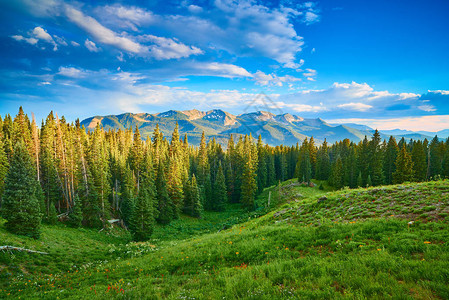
[1,108,448,240]
[0,108,299,240]
[296,130,449,189]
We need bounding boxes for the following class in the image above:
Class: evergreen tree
[384,136,399,184]
[369,130,385,186]
[357,171,363,187]
[183,174,202,218]
[411,140,427,181]
[1,141,42,238]
[155,161,173,224]
[330,156,344,189]
[68,194,83,228]
[212,162,227,211]
[296,140,312,184]
[241,138,257,211]
[393,144,414,184]
[0,139,9,208]
[130,150,156,240]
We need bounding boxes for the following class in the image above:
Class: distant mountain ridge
[80,109,446,146]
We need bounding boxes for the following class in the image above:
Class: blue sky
[0,0,448,131]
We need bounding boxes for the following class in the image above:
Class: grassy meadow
[1,179,449,299]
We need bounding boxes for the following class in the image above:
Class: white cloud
[96,1,307,68]
[84,39,100,52]
[418,105,436,112]
[32,26,58,50]
[429,90,449,95]
[99,5,155,31]
[188,5,203,14]
[71,41,80,46]
[328,116,449,132]
[253,70,302,86]
[32,27,53,42]
[57,66,87,78]
[197,62,252,78]
[11,26,59,50]
[337,102,373,111]
[139,35,203,60]
[304,11,319,24]
[11,35,38,45]
[65,5,144,53]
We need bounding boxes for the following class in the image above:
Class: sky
[0,0,448,131]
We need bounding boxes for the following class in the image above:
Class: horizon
[1,106,448,134]
[1,0,448,132]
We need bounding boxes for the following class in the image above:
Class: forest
[1,107,448,241]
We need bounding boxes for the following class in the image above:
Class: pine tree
[384,136,399,184]
[357,171,363,187]
[296,140,312,184]
[155,161,173,224]
[330,156,344,189]
[68,194,83,228]
[129,150,156,240]
[1,141,42,238]
[212,162,227,211]
[241,137,257,211]
[393,144,414,184]
[369,130,385,186]
[183,174,203,218]
[411,140,427,181]
[0,139,9,207]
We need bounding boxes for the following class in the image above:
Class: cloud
[337,102,373,111]
[11,34,38,45]
[196,62,252,78]
[418,105,436,112]
[328,116,449,132]
[32,26,57,50]
[304,11,319,24]
[84,39,100,52]
[57,66,88,78]
[96,1,307,68]
[187,5,203,14]
[65,5,144,54]
[11,26,60,50]
[98,5,155,31]
[138,35,203,60]
[253,71,302,86]
[71,41,80,46]
[429,90,449,95]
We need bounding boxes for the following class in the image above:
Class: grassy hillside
[1,180,449,299]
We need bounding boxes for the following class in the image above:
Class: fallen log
[0,245,49,255]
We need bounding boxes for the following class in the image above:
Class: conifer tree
[183,174,202,218]
[241,137,257,211]
[384,136,399,184]
[130,152,155,241]
[369,130,385,186]
[1,141,42,238]
[0,139,9,207]
[68,194,83,228]
[411,140,427,181]
[357,171,363,187]
[155,161,173,224]
[330,156,344,189]
[212,162,227,211]
[296,141,312,184]
[393,144,414,183]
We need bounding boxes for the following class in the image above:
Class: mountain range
[80,109,447,146]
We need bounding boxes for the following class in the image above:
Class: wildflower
[236,252,239,255]
[424,241,431,244]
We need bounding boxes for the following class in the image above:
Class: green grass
[1,180,449,299]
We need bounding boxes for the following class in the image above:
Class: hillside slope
[1,180,449,299]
